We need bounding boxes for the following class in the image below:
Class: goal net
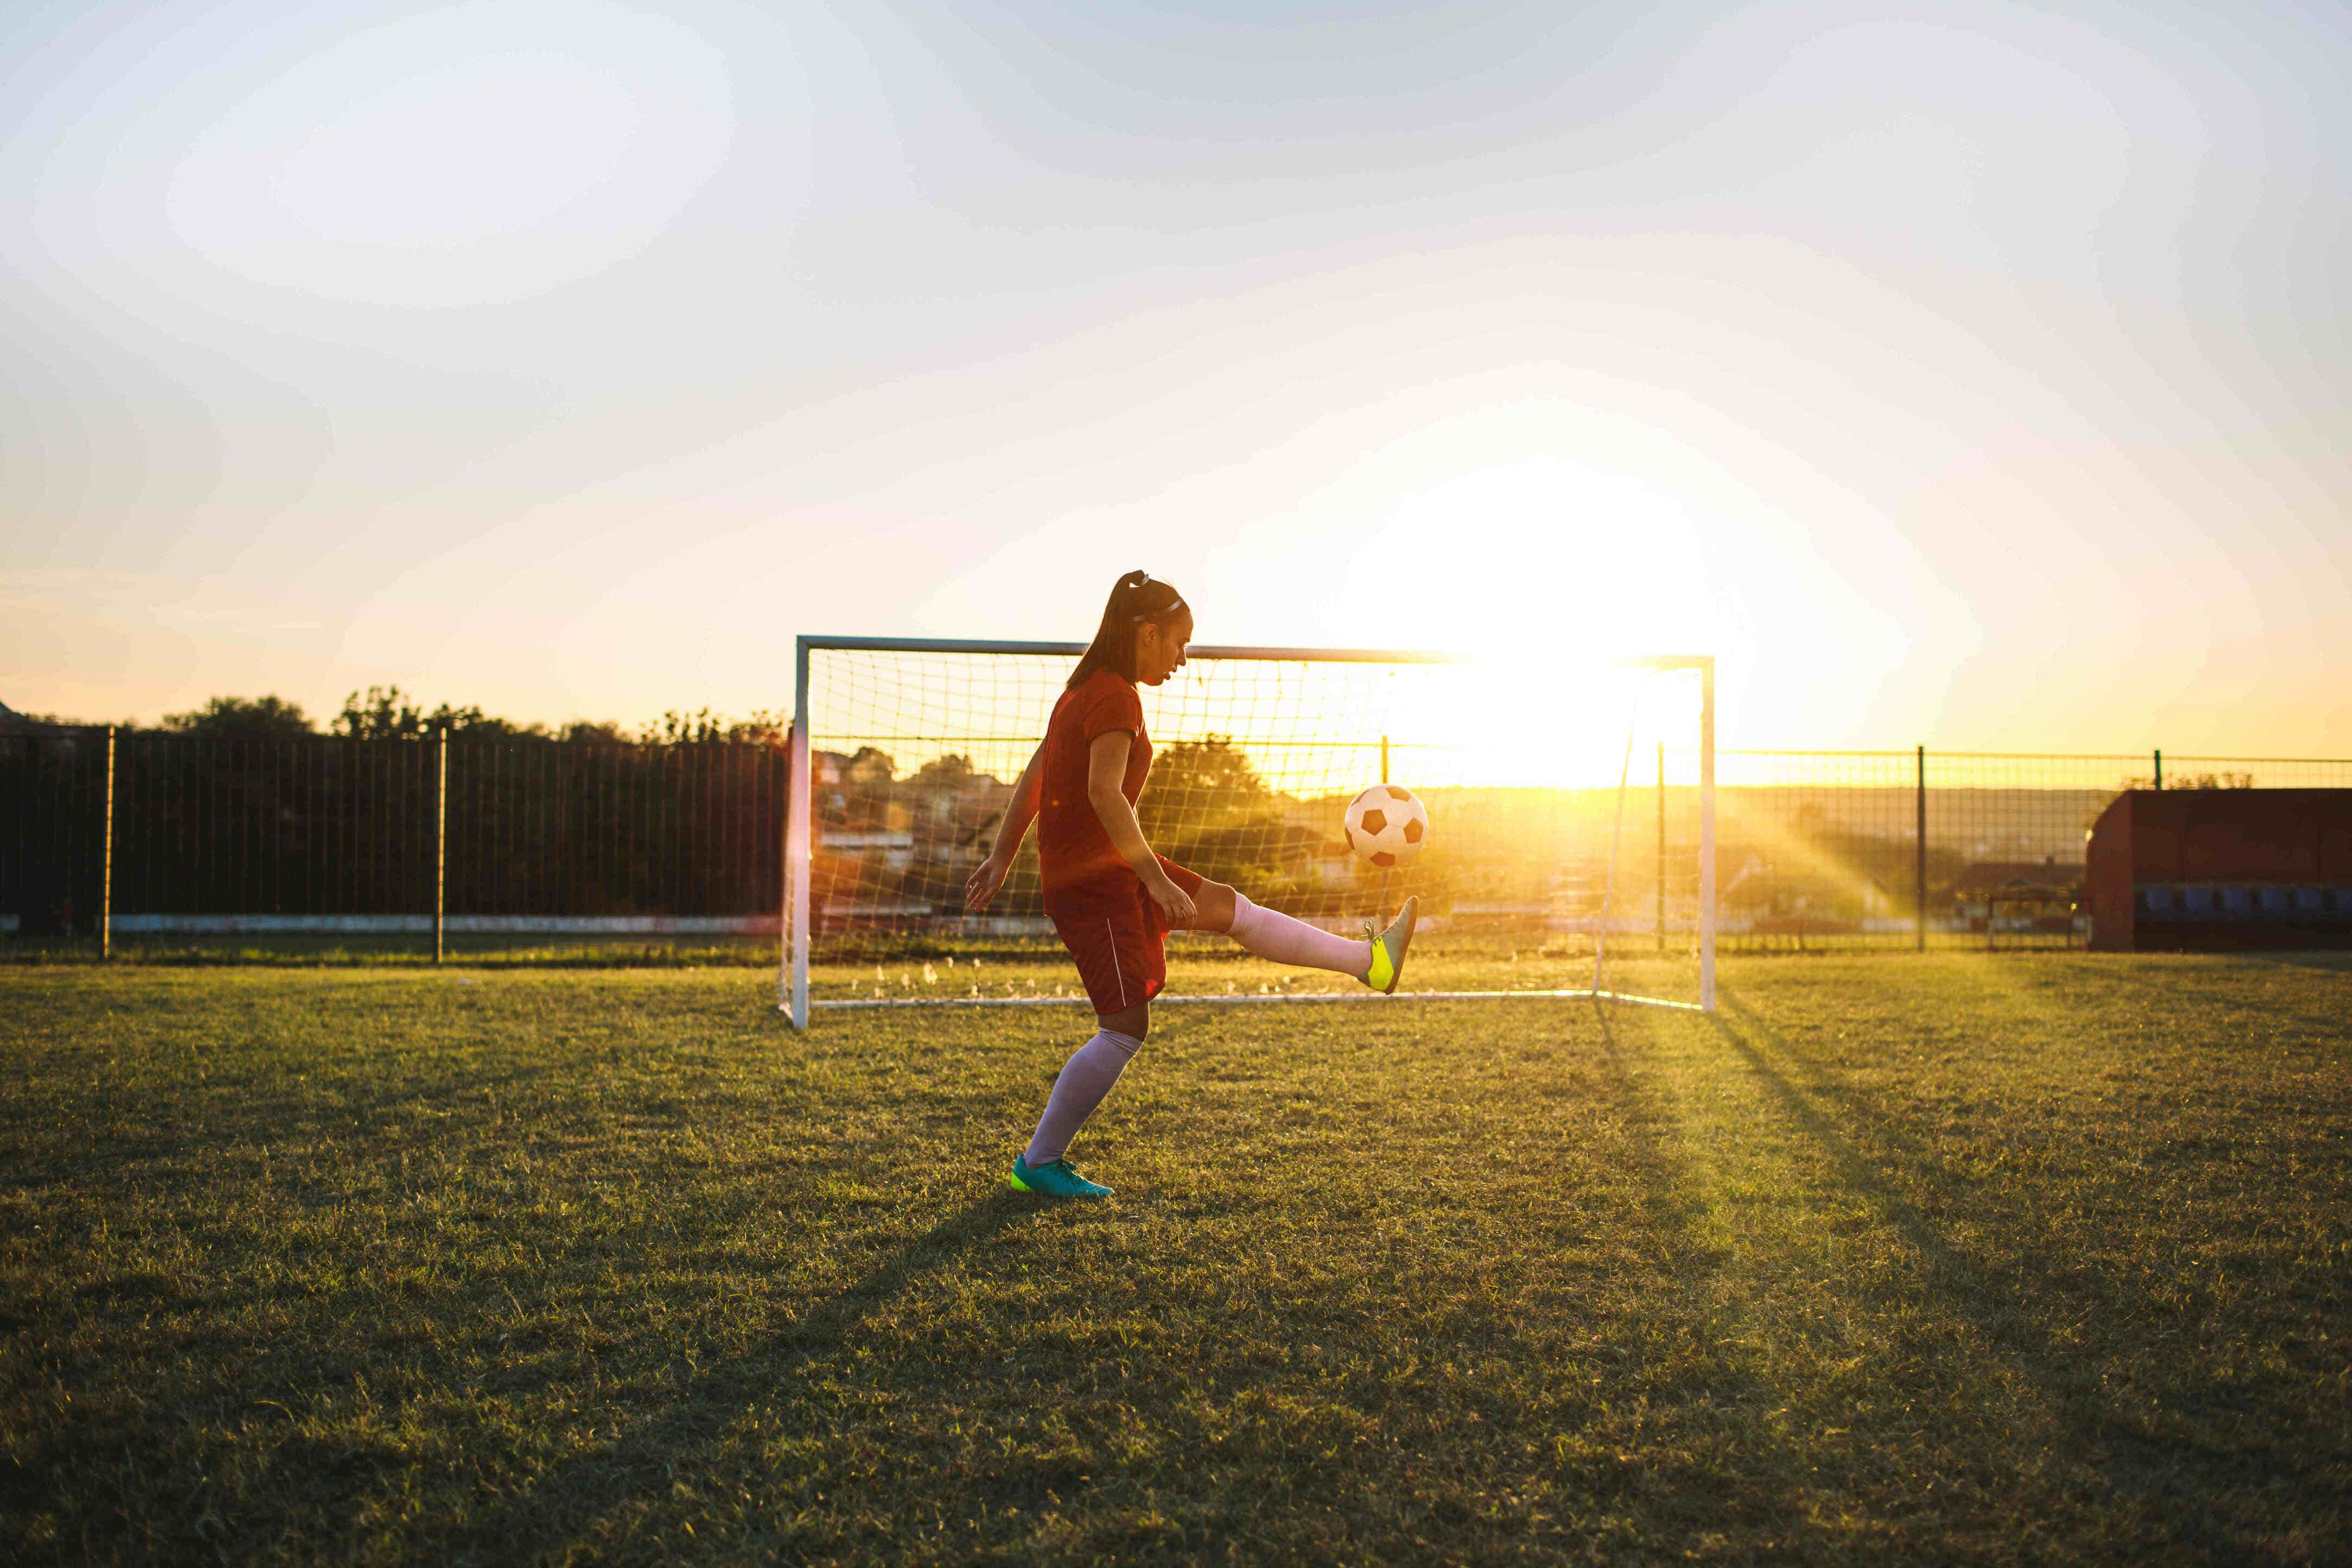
[782,639,1714,1026]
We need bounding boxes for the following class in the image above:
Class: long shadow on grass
[1583,1006,1825,1555]
[1709,993,2316,1553]
[422,1188,1037,1566]
[1588,1007,1718,1277]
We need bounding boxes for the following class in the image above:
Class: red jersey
[1036,669,1152,897]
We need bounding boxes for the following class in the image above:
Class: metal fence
[4,733,2347,955]
[1705,750,2352,950]
[2,733,787,949]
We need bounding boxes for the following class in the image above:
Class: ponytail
[1067,570,1188,690]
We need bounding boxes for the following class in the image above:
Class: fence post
[2153,748,2162,791]
[1915,744,1926,953]
[1379,734,1389,785]
[102,726,115,961]
[435,727,446,965]
[1656,740,1666,953]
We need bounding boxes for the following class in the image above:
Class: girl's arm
[964,743,1045,910]
[1085,729,1196,925]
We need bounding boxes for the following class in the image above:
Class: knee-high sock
[1226,892,1371,978]
[1024,1028,1143,1166]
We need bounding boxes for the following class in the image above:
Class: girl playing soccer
[964,570,1418,1199]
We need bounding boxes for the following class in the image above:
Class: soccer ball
[1343,784,1428,868]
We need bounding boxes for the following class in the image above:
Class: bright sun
[1331,461,1712,788]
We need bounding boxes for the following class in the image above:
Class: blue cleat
[1009,1152,1114,1199]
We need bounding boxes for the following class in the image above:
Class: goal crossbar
[783,637,1715,1026]
[793,637,1711,670]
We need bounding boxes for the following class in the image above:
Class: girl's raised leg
[1220,886,1367,975]
[1212,884,1418,994]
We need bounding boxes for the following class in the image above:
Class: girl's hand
[965,854,1010,911]
[1146,871,1197,928]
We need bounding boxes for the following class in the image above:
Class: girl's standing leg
[1023,1002,1148,1168]
[1018,892,1164,1196]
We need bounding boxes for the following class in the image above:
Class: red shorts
[1044,856,1205,1016]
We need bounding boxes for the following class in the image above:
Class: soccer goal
[781,638,1714,1027]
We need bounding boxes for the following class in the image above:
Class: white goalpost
[782,637,1714,1027]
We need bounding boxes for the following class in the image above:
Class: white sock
[1226,892,1371,978]
[1024,1028,1142,1166]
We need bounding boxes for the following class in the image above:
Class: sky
[3,0,2347,753]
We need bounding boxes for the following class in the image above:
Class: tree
[334,686,424,739]
[837,746,899,829]
[640,708,790,746]
[1136,736,1274,839]
[843,746,896,786]
[909,754,978,791]
[726,711,790,748]
[1135,737,1300,887]
[159,695,316,739]
[906,754,990,839]
[334,685,549,740]
[0,701,99,734]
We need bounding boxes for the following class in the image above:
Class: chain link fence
[4,732,2345,958]
[1681,750,2352,951]
[2,734,785,952]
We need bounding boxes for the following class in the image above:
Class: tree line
[25,688,789,745]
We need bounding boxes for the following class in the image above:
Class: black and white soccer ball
[1343,784,1429,868]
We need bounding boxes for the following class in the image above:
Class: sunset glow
[4,2,2346,754]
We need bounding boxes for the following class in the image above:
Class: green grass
[2,954,2347,1564]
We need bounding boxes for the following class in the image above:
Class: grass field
[3,953,2348,1564]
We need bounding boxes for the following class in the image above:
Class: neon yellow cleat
[1362,896,1418,994]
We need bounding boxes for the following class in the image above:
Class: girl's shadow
[425,1187,1045,1564]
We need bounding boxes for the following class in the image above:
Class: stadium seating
[2086,790,2352,950]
